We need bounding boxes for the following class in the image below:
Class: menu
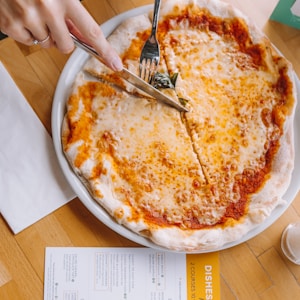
[44,247,220,300]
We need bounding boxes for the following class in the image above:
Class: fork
[139,0,161,83]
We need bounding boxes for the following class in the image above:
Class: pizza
[61,0,297,251]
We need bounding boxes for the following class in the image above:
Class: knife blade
[70,33,188,112]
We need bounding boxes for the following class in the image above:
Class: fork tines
[139,56,159,84]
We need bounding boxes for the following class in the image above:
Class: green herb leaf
[178,97,189,106]
[152,72,188,106]
[170,73,179,86]
[152,72,175,89]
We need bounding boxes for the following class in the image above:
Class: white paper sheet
[44,247,220,300]
[0,61,76,233]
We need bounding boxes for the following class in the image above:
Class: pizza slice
[62,73,226,241]
[158,0,296,222]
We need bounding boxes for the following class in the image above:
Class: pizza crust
[84,14,152,97]
[62,0,297,251]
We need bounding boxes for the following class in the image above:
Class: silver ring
[32,34,50,45]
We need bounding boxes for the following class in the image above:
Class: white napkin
[0,61,76,233]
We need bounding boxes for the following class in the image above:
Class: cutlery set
[70,0,188,112]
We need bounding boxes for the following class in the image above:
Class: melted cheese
[64,77,229,228]
[62,0,296,251]
[161,26,285,201]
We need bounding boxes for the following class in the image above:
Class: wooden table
[1,0,300,299]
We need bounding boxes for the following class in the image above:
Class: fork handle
[151,0,161,36]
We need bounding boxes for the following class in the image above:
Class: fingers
[65,1,123,71]
[1,24,33,46]
[38,5,74,53]
[24,9,51,46]
[45,18,74,53]
[0,0,123,71]
[0,16,34,46]
[0,3,52,48]
[27,21,52,47]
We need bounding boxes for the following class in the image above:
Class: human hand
[0,0,123,71]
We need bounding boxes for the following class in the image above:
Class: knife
[70,33,188,112]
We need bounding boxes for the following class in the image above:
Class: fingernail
[111,56,123,71]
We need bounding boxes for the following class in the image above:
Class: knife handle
[70,33,105,64]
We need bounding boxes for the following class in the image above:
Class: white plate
[52,6,300,253]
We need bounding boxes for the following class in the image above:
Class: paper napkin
[0,61,76,233]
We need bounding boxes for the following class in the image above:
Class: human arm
[0,0,123,71]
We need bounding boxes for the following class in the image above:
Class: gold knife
[70,33,188,112]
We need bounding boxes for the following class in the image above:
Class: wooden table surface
[1,0,300,299]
